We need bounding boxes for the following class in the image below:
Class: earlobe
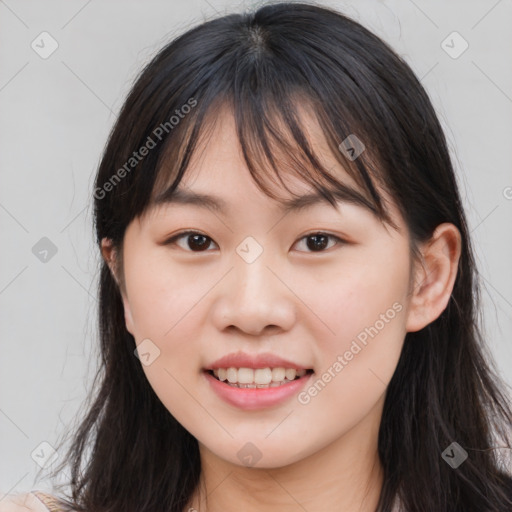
[405,223,462,333]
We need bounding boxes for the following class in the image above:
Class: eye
[163,230,345,253]
[293,232,344,252]
[164,230,218,252]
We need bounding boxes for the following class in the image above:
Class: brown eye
[294,232,344,253]
[165,231,217,252]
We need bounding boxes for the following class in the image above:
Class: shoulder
[0,492,46,511]
[0,492,69,512]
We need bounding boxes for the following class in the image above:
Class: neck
[186,397,385,512]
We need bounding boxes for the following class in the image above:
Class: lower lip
[203,370,313,410]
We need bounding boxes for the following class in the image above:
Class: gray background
[1,0,511,495]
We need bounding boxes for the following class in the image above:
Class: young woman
[2,2,511,511]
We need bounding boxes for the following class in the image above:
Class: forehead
[186,102,361,183]
[150,106,361,210]
[144,103,405,235]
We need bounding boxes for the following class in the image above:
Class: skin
[0,492,50,512]
[100,106,461,512]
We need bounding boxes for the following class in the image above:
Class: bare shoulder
[0,492,43,511]
[0,492,66,512]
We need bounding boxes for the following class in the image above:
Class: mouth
[204,367,315,389]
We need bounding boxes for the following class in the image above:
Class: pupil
[307,234,328,251]
[189,234,209,251]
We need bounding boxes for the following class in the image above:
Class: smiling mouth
[205,367,314,389]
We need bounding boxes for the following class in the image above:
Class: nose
[211,251,297,337]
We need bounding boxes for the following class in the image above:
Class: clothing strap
[31,491,65,512]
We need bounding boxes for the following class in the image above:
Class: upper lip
[205,352,312,371]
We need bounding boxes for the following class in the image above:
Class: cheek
[123,247,207,341]
[304,239,410,397]
[122,249,205,398]
[125,272,207,433]
[294,270,407,444]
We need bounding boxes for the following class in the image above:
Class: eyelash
[163,230,346,253]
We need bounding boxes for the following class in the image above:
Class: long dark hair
[43,2,512,511]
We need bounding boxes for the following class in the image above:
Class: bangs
[148,85,398,231]
[95,9,425,248]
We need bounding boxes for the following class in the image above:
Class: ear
[100,237,135,336]
[405,223,462,333]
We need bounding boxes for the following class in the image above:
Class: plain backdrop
[1,0,511,495]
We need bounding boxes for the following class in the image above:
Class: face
[112,107,417,469]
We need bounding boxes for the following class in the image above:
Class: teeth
[226,367,238,383]
[256,368,273,384]
[238,367,255,384]
[285,368,297,380]
[211,367,308,386]
[272,367,286,382]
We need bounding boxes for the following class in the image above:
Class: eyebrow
[151,185,375,215]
